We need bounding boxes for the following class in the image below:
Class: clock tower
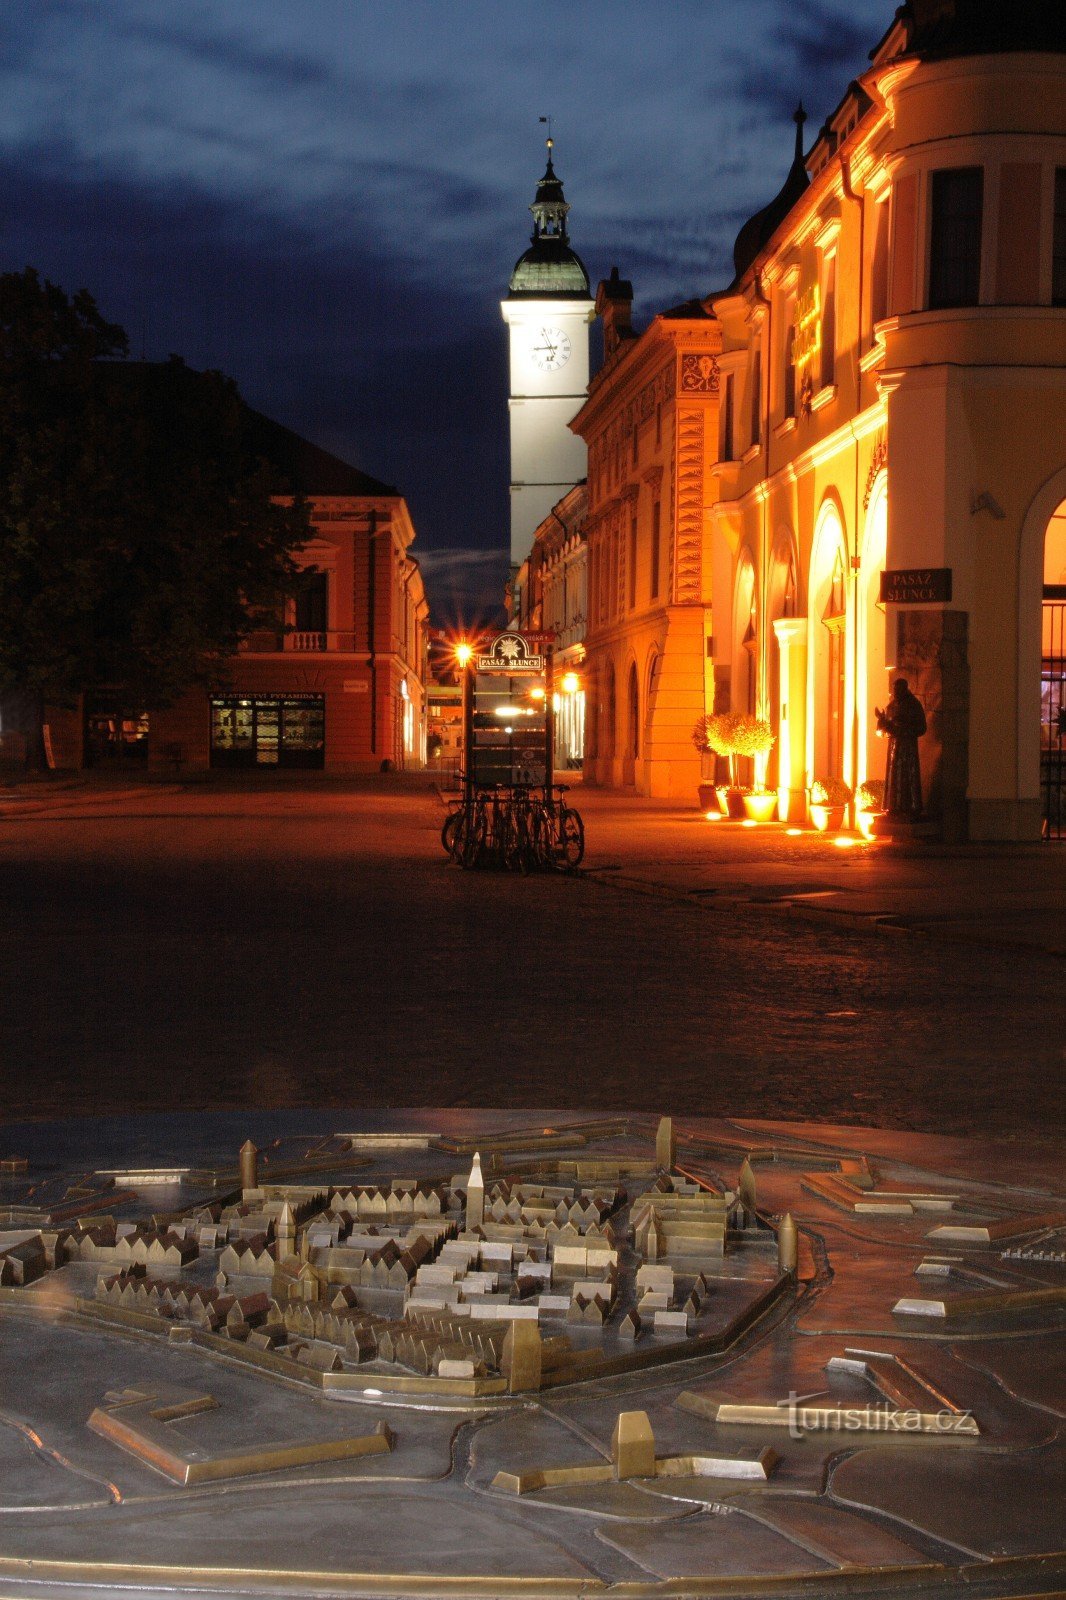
[502,140,594,570]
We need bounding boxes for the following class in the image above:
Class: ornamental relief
[863,435,888,509]
[680,353,719,394]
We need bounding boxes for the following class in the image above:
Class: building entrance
[210,694,325,769]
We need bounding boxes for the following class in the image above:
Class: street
[1,775,1063,1136]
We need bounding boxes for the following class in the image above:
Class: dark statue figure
[875,678,926,819]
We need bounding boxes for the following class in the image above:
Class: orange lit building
[153,415,429,773]
[708,0,1066,839]
[570,272,722,798]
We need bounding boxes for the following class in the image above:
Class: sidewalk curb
[581,866,1066,961]
[0,784,185,817]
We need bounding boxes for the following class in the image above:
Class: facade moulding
[712,401,888,520]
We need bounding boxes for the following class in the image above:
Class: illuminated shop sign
[879,568,953,604]
[793,285,821,370]
[475,633,545,674]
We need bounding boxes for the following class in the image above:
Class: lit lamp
[455,642,473,668]
[561,672,580,694]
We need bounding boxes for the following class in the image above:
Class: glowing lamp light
[529,686,546,701]
[704,811,723,821]
[561,672,580,694]
[454,642,473,667]
[834,834,860,848]
[785,827,803,836]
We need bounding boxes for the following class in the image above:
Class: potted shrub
[692,713,739,814]
[809,776,853,832]
[732,716,777,822]
[854,778,884,840]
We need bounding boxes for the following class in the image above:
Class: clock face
[530,327,571,372]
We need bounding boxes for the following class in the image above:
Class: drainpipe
[753,270,773,737]
[841,153,865,816]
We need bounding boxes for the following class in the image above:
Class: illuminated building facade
[709,0,1066,839]
[511,482,588,771]
[571,273,723,798]
[153,417,429,773]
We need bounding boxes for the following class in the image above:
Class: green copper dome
[508,150,590,299]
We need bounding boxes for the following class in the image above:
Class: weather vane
[538,114,553,153]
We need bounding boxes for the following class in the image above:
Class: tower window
[928,166,983,310]
[721,374,734,462]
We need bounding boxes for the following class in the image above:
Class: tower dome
[731,104,810,286]
[508,143,590,298]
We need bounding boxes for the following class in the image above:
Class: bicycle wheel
[441,810,461,857]
[559,807,585,867]
[461,805,487,868]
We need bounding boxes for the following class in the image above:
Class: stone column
[773,617,808,822]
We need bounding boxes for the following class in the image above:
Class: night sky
[4,0,889,624]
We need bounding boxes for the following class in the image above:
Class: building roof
[508,147,591,299]
[900,0,1066,58]
[730,104,810,287]
[241,406,397,498]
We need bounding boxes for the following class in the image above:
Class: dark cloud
[123,20,334,92]
[733,2,877,127]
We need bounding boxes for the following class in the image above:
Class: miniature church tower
[501,134,594,570]
[465,1152,485,1232]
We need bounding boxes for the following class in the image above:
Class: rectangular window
[872,198,891,325]
[1054,168,1066,307]
[750,350,762,445]
[650,502,661,600]
[655,402,663,447]
[721,374,734,462]
[631,425,639,467]
[820,254,836,389]
[783,325,797,418]
[628,517,638,608]
[928,166,983,309]
[294,570,328,634]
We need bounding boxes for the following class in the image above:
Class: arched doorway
[624,662,639,785]
[1042,498,1066,837]
[766,532,798,790]
[858,473,889,786]
[807,501,849,787]
[604,661,616,766]
[732,553,758,787]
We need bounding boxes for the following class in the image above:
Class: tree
[0,269,309,763]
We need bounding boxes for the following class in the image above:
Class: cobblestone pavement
[0,774,1063,1137]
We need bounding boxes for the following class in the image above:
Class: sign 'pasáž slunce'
[475,633,546,674]
[879,568,953,605]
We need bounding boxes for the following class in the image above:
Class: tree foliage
[0,268,309,737]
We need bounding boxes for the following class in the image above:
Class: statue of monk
[875,678,926,819]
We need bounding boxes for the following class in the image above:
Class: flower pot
[856,807,884,841]
[716,785,746,819]
[697,783,719,813]
[810,803,846,833]
[741,791,778,824]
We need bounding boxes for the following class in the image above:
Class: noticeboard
[879,568,952,605]
[475,633,545,675]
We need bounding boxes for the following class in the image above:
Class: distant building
[570,273,722,798]
[153,409,429,774]
[512,482,588,771]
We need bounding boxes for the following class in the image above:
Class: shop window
[928,166,983,310]
[820,254,837,389]
[1054,168,1066,307]
[650,502,661,600]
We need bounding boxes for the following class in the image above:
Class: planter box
[697,783,720,813]
[716,785,746,820]
[810,803,846,833]
[741,792,778,824]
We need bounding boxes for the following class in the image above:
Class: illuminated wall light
[561,672,580,694]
